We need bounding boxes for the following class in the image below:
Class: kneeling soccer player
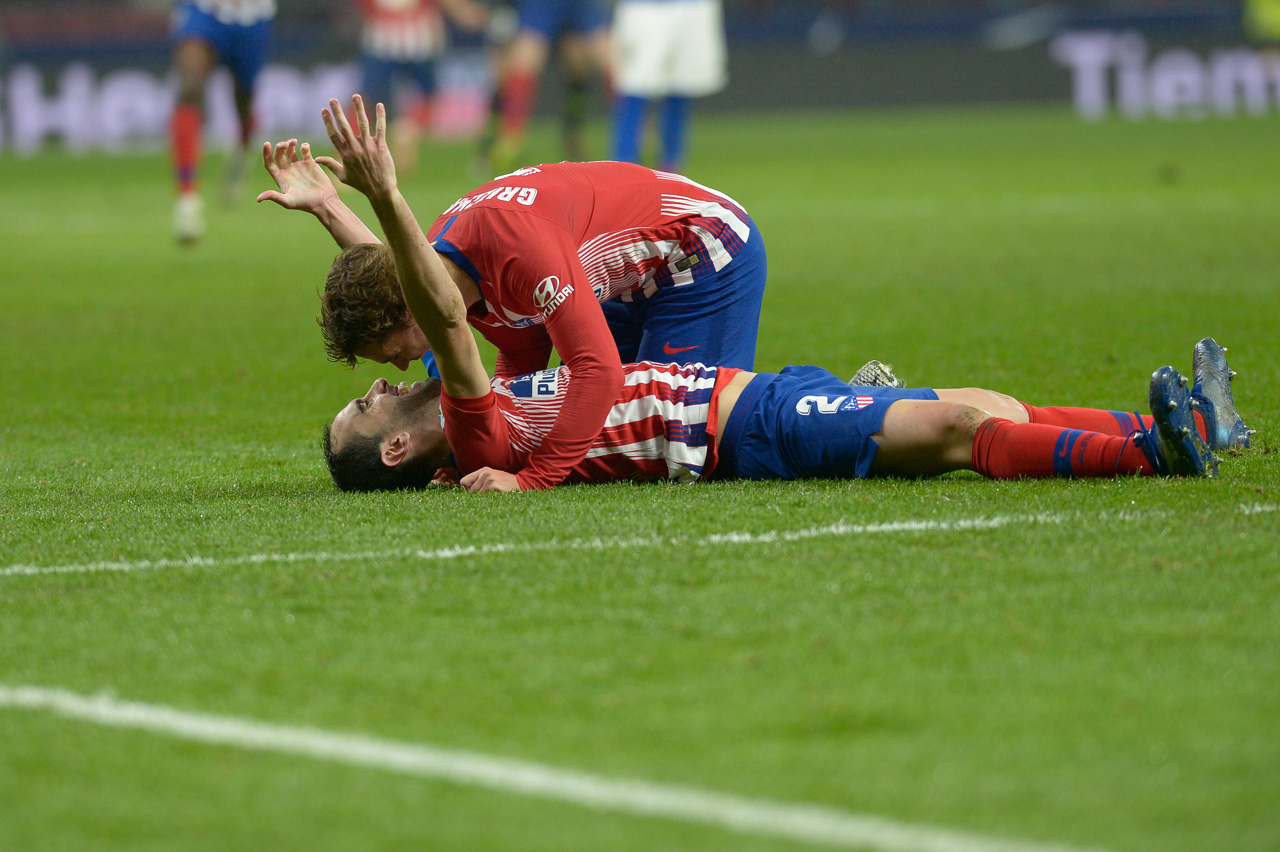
[315,101,1254,492]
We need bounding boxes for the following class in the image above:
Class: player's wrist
[315,193,347,224]
[368,180,400,205]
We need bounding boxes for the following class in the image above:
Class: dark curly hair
[319,243,407,368]
[321,420,439,492]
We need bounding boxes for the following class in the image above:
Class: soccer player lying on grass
[318,101,1254,492]
[259,94,768,490]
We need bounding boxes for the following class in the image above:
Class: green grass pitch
[1,106,1278,852]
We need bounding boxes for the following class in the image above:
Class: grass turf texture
[1,107,1278,852]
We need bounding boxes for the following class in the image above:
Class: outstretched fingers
[352,93,371,140]
[322,100,348,151]
[261,141,279,176]
[328,97,360,148]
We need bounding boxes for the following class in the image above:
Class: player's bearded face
[333,376,444,458]
[387,376,442,431]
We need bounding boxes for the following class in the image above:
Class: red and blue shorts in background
[172,2,275,89]
[516,0,610,39]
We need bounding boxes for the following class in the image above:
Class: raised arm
[321,95,490,401]
[257,138,379,249]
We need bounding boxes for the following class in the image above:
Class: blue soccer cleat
[1191,337,1254,450]
[1134,366,1217,477]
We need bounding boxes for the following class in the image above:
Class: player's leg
[634,216,767,369]
[926,370,1214,479]
[169,4,220,242]
[660,0,726,171]
[219,16,273,204]
[391,58,439,173]
[872,395,1164,480]
[723,367,1216,482]
[567,1,613,86]
[611,94,650,164]
[869,394,1009,478]
[557,1,610,160]
[1015,401,1223,448]
[609,0,660,165]
[474,28,510,176]
[491,31,550,167]
[486,0,556,171]
[657,96,691,173]
[868,387,1151,476]
[359,54,396,121]
[222,74,256,203]
[558,36,592,161]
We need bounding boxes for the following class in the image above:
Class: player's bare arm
[257,137,380,248]
[322,94,490,402]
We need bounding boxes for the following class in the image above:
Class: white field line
[0,684,1109,852]
[3,504,1275,579]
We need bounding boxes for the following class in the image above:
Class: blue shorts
[718,366,939,480]
[600,215,766,370]
[172,2,274,89]
[360,55,439,109]
[517,0,610,39]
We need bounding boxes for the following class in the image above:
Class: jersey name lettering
[443,186,538,216]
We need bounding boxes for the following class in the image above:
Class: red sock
[972,418,1155,479]
[171,103,202,193]
[500,72,538,136]
[1020,404,1207,442]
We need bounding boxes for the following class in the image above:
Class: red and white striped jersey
[427,161,756,490]
[441,362,743,484]
[191,0,276,26]
[431,161,753,320]
[355,0,447,60]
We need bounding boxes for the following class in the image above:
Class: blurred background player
[170,0,277,243]
[475,0,610,174]
[352,0,490,175]
[611,0,726,173]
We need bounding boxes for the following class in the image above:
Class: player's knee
[938,403,988,445]
[978,389,1023,417]
[942,388,1026,422]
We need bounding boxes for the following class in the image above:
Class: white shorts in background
[612,0,727,98]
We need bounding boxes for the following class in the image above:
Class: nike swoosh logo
[663,343,699,355]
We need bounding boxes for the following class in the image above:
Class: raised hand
[256,139,342,213]
[320,94,397,202]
